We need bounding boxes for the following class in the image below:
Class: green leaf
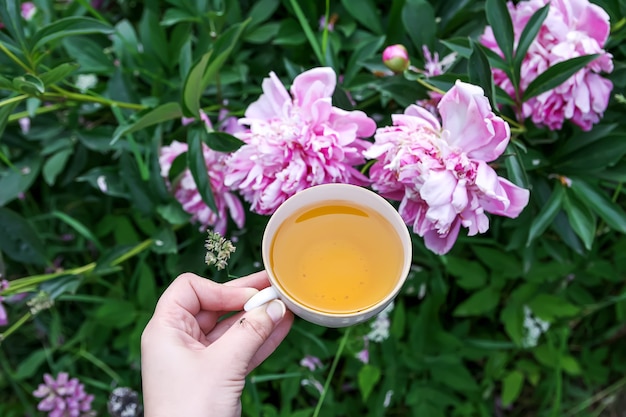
[430,361,479,393]
[181,20,250,117]
[51,210,104,252]
[468,40,496,108]
[119,153,156,215]
[160,8,200,26]
[401,0,436,51]
[43,148,73,186]
[570,179,626,234]
[522,54,599,100]
[182,51,212,117]
[39,63,80,87]
[501,370,524,407]
[204,132,245,153]
[0,98,20,141]
[77,167,128,198]
[504,143,529,188]
[527,294,580,321]
[501,304,524,346]
[30,17,114,50]
[472,246,521,279]
[63,37,114,74]
[440,38,472,59]
[532,345,581,376]
[243,22,280,44]
[112,102,182,144]
[341,0,384,35]
[151,228,177,255]
[453,286,500,316]
[343,36,386,87]
[0,75,14,91]
[13,74,45,95]
[485,0,515,63]
[513,4,549,76]
[0,207,47,265]
[555,133,626,173]
[562,190,596,250]
[93,299,137,328]
[444,256,488,290]
[136,263,158,309]
[14,350,48,380]
[0,1,26,48]
[0,154,42,206]
[552,123,617,160]
[157,202,192,225]
[527,183,565,245]
[357,365,381,401]
[248,0,280,27]
[288,0,324,65]
[188,127,218,214]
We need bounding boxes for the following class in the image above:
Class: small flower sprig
[205,230,236,271]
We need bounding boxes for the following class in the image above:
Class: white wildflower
[75,74,98,92]
[522,305,550,348]
[366,302,394,343]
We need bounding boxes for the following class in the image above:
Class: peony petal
[422,218,461,255]
[290,67,336,109]
[245,72,291,120]
[483,177,530,218]
[439,80,510,162]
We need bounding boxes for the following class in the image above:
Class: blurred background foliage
[1,0,626,416]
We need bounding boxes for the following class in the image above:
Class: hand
[141,271,293,417]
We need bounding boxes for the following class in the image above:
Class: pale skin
[141,271,294,417]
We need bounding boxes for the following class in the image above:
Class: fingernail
[265,300,286,324]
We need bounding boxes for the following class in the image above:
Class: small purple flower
[299,355,323,372]
[0,280,9,326]
[33,372,95,417]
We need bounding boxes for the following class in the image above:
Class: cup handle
[243,286,279,311]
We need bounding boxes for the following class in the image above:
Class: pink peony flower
[224,67,377,215]
[159,140,245,235]
[383,44,411,74]
[33,372,95,417]
[21,2,36,21]
[480,0,613,131]
[365,80,530,255]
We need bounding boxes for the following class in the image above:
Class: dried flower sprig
[205,230,236,271]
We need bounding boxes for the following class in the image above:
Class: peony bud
[382,44,410,73]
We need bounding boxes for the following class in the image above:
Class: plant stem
[312,327,352,417]
[4,239,154,295]
[46,88,146,111]
[8,103,69,122]
[415,78,445,95]
[564,376,626,417]
[77,349,122,383]
[0,312,32,344]
[0,94,28,109]
[0,42,31,73]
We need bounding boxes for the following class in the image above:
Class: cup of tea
[244,183,412,327]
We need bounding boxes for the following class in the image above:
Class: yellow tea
[269,201,404,314]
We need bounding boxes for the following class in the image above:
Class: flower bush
[1,0,626,416]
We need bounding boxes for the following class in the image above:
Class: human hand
[141,271,293,417]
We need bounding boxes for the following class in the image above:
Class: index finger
[155,273,257,317]
[224,270,271,290]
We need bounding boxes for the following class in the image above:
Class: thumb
[211,300,287,373]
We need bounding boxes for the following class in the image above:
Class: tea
[269,201,405,314]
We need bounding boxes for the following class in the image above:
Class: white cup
[244,184,412,327]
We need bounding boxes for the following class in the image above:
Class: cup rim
[262,183,412,319]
